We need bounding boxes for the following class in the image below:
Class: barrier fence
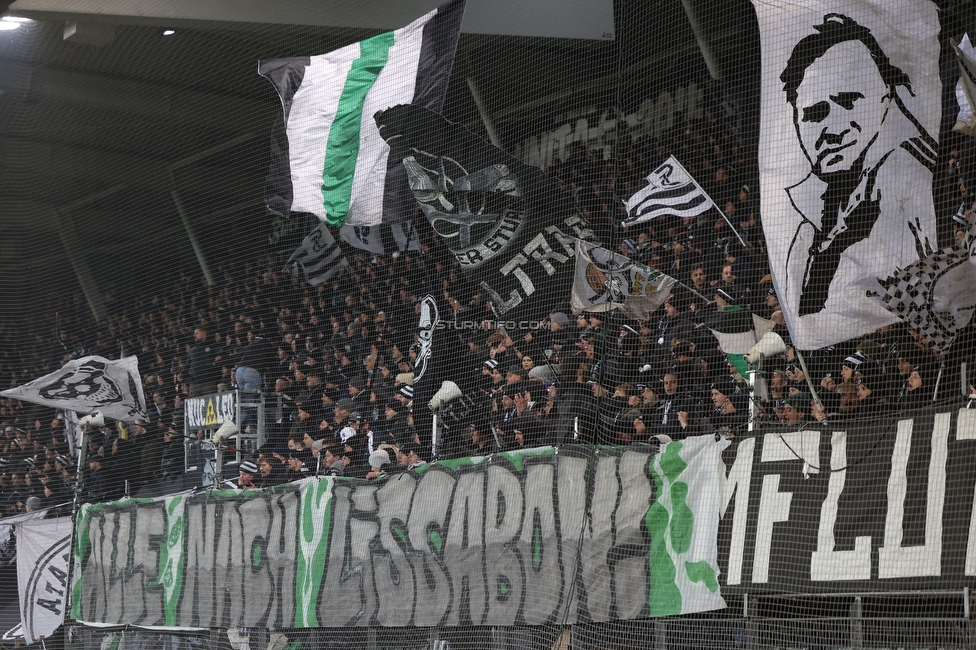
[38,402,975,649]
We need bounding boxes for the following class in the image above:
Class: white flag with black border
[16,517,71,646]
[1,356,147,421]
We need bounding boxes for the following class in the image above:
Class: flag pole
[672,278,712,304]
[756,288,824,411]
[713,201,751,251]
[64,413,90,622]
[792,349,824,411]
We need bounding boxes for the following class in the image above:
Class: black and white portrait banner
[753,0,941,350]
[0,355,147,421]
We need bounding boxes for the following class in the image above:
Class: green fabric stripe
[727,353,748,378]
[646,443,686,617]
[321,31,396,226]
[70,505,93,619]
[160,496,185,625]
[294,479,333,626]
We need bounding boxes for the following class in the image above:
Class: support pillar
[680,0,723,81]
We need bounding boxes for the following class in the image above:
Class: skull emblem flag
[375,104,599,323]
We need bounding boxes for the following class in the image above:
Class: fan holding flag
[621,155,749,251]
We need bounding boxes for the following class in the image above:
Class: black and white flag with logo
[340,224,386,255]
[283,222,350,287]
[570,240,676,318]
[874,220,976,354]
[339,221,422,255]
[375,104,597,324]
[413,295,440,383]
[622,155,714,226]
[0,355,147,421]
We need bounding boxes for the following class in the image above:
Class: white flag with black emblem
[1,355,147,421]
[570,240,676,318]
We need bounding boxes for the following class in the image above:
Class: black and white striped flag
[283,222,349,286]
[338,221,423,255]
[622,155,715,226]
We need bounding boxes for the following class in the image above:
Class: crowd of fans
[0,111,974,508]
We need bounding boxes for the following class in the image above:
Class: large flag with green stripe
[259,0,465,227]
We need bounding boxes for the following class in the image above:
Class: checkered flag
[875,226,976,353]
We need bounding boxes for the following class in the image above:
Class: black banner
[375,104,597,324]
[717,403,976,593]
[183,391,237,430]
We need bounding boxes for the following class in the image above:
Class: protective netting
[0,0,976,648]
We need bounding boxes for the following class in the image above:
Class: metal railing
[64,590,976,650]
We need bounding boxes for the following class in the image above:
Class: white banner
[16,516,72,645]
[184,391,238,430]
[73,443,728,627]
[1,355,147,421]
[650,436,729,615]
[753,0,941,350]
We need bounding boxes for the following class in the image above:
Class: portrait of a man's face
[793,40,892,178]
[759,4,941,351]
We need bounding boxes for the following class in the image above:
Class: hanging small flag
[709,310,777,377]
